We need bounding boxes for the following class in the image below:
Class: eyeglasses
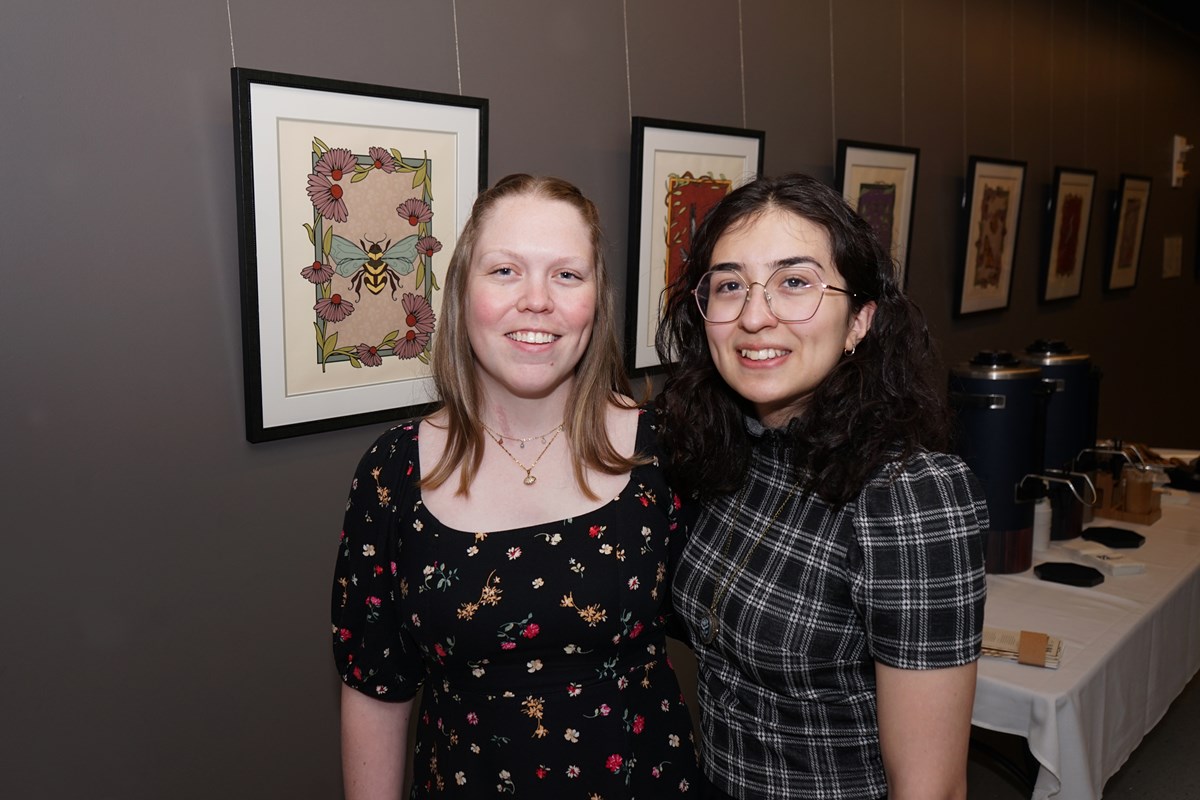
[693,266,857,323]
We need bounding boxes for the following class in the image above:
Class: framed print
[835,140,920,286]
[956,156,1027,316]
[625,117,765,373]
[1105,174,1152,291]
[1040,167,1097,302]
[231,68,487,442]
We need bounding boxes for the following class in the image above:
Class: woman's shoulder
[862,448,981,502]
[351,417,423,475]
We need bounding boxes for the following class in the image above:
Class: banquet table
[971,463,1200,800]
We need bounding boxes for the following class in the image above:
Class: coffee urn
[1022,340,1100,539]
[949,352,1050,574]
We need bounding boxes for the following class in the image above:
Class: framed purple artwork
[836,140,920,286]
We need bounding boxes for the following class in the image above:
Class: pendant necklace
[699,479,801,646]
[482,422,564,486]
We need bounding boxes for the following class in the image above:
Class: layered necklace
[699,479,801,645]
[481,422,564,486]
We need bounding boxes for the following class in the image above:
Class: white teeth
[740,348,788,361]
[508,331,558,344]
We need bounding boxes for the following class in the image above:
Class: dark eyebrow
[709,255,825,272]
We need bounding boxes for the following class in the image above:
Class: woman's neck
[478,383,574,438]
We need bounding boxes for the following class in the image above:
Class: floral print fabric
[332,409,699,797]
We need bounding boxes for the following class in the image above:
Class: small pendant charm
[519,441,526,449]
[699,609,719,645]
[523,474,537,486]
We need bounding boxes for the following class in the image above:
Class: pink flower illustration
[632,715,645,734]
[605,753,623,773]
[522,623,540,639]
[301,259,335,284]
[397,198,433,226]
[393,293,436,359]
[417,235,443,258]
[315,147,356,181]
[369,146,397,173]
[306,173,349,223]
[355,343,383,367]
[315,293,354,322]
[500,641,517,651]
[402,292,436,333]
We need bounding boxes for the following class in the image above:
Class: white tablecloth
[972,482,1200,799]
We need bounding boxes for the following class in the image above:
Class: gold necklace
[699,480,801,645]
[482,423,564,486]
[480,422,563,449]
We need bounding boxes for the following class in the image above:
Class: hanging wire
[1050,0,1056,173]
[1009,0,1016,159]
[623,0,633,124]
[829,0,837,160]
[737,1,748,128]
[900,0,907,145]
[226,0,236,67]
[452,0,463,95]
[961,0,967,179]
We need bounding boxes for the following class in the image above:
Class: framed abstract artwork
[625,117,765,373]
[956,156,1027,316]
[1105,174,1152,291]
[1040,167,1097,302]
[231,68,487,442]
[835,140,920,286]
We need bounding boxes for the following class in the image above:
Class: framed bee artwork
[625,117,764,374]
[231,68,487,442]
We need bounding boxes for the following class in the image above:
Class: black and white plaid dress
[673,419,988,799]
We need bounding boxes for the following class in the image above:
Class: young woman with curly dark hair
[656,173,987,800]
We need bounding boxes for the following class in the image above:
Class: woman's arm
[875,660,977,800]
[341,684,414,800]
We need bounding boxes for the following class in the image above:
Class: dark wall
[3,1,1196,797]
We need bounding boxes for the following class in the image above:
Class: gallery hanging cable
[738,0,747,129]
[226,0,237,67]
[1010,0,1016,160]
[452,0,463,95]
[623,0,633,123]
[900,0,907,145]
[829,0,838,161]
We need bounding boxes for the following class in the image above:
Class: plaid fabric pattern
[673,421,988,799]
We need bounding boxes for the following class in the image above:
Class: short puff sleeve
[849,451,988,670]
[330,421,425,701]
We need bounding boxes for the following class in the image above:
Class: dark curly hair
[655,173,952,505]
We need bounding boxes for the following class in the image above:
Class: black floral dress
[332,409,699,797]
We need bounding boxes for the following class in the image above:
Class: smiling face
[464,193,597,404]
[703,207,875,426]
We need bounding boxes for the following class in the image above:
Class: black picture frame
[1105,174,1152,291]
[1040,167,1097,303]
[955,156,1027,316]
[232,68,487,442]
[625,117,764,374]
[835,139,920,287]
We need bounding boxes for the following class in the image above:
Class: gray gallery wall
[3,1,1197,797]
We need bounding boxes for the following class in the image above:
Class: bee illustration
[329,234,418,299]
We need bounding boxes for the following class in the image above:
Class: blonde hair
[422,174,645,498]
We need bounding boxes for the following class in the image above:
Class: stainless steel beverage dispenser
[949,352,1050,574]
